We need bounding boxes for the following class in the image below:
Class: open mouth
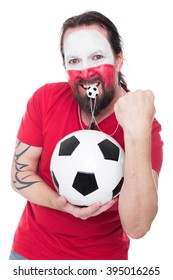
[80,82,100,90]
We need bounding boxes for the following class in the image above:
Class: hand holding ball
[50,130,124,206]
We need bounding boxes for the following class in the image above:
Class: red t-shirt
[12,82,163,260]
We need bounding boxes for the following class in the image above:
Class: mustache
[76,77,102,86]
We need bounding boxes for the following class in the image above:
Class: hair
[60,10,127,89]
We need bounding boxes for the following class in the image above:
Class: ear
[115,51,124,71]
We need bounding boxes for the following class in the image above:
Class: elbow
[124,219,155,239]
[11,179,18,192]
[11,171,19,193]
[126,226,151,239]
[122,208,158,239]
[11,166,19,193]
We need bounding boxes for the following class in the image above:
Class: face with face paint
[63,25,122,115]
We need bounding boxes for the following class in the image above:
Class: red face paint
[67,64,116,91]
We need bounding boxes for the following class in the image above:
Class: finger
[72,202,102,220]
[101,199,116,211]
[91,199,116,217]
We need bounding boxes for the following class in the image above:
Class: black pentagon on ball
[59,135,80,156]
[72,172,98,196]
[51,171,59,190]
[113,177,124,197]
[98,139,120,161]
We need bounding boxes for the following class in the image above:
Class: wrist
[123,122,152,142]
[49,191,61,210]
[123,126,152,173]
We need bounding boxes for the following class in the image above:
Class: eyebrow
[89,50,105,56]
[66,55,79,61]
[66,50,105,60]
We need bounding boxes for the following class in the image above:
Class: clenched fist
[114,89,156,136]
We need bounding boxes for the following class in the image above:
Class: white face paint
[63,29,115,71]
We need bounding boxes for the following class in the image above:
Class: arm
[11,140,115,219]
[114,89,158,239]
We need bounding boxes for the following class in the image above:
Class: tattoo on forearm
[12,141,41,190]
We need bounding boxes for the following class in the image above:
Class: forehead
[63,24,109,40]
[63,25,111,54]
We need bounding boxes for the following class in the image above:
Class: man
[9,11,163,260]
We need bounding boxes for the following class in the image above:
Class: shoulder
[29,82,73,109]
[32,82,71,99]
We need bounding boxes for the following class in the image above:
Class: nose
[79,68,96,80]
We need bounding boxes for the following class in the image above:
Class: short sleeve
[151,118,164,175]
[17,86,44,147]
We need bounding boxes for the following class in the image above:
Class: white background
[0,0,172,274]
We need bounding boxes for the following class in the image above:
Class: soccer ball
[86,85,99,99]
[50,130,124,206]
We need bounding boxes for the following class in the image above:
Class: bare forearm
[11,140,60,209]
[11,140,116,219]
[11,170,60,209]
[119,130,158,238]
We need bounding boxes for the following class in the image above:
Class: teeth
[80,84,88,89]
[81,82,100,89]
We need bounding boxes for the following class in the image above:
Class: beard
[73,79,115,116]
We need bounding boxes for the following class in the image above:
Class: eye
[68,58,80,65]
[92,54,104,61]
